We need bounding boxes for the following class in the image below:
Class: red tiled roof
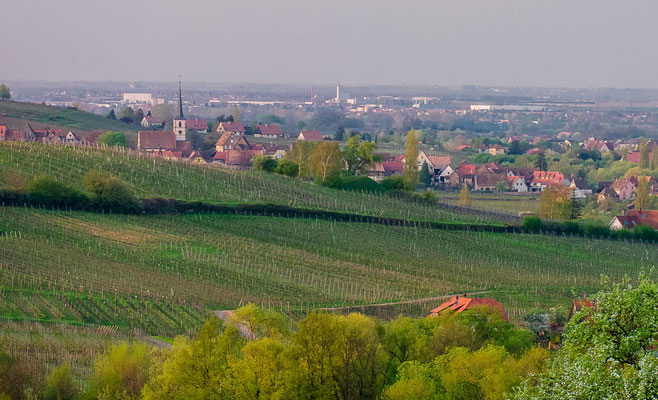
[624,210,658,229]
[154,150,183,159]
[186,118,208,130]
[426,155,451,169]
[138,131,176,150]
[144,116,164,124]
[218,122,245,133]
[381,160,403,172]
[214,149,263,165]
[456,144,471,150]
[458,164,476,176]
[298,130,324,141]
[257,124,283,136]
[532,171,566,186]
[393,154,405,162]
[431,296,508,322]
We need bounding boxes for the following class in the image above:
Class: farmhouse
[186,118,208,133]
[488,144,506,156]
[609,178,636,201]
[368,160,404,181]
[137,131,176,152]
[216,121,245,135]
[430,296,508,322]
[506,175,528,192]
[298,130,324,141]
[529,171,570,192]
[216,131,252,152]
[254,124,283,138]
[212,149,263,170]
[474,173,506,191]
[141,115,165,128]
[610,210,658,230]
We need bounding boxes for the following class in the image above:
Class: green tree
[0,84,10,100]
[276,159,299,177]
[286,141,316,178]
[403,130,419,191]
[98,131,126,147]
[309,141,342,185]
[496,181,506,193]
[117,107,137,124]
[334,126,345,141]
[0,350,32,400]
[233,104,240,122]
[523,311,550,337]
[419,162,432,187]
[508,140,522,155]
[257,114,285,124]
[106,109,116,120]
[639,138,650,169]
[539,185,569,219]
[27,175,86,207]
[229,304,289,340]
[143,317,244,400]
[534,151,548,171]
[43,363,78,400]
[342,134,378,175]
[458,184,471,207]
[651,144,658,170]
[569,191,582,220]
[88,342,151,399]
[636,175,649,210]
[514,275,658,399]
[83,170,140,212]
[151,103,175,123]
[381,175,406,191]
[251,155,278,173]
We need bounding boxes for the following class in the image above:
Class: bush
[251,155,278,172]
[275,159,299,177]
[43,363,78,400]
[97,131,126,147]
[27,175,87,208]
[87,343,151,399]
[381,175,406,191]
[583,222,610,238]
[523,216,543,233]
[329,176,384,193]
[83,170,141,213]
[632,224,658,241]
[0,350,33,400]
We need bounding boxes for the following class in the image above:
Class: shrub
[251,155,278,172]
[83,170,141,213]
[0,350,32,400]
[632,224,658,241]
[583,222,610,238]
[523,216,543,233]
[87,343,151,400]
[419,190,437,205]
[275,159,299,177]
[97,131,126,147]
[27,175,87,207]
[329,176,384,193]
[43,363,78,400]
[381,175,406,191]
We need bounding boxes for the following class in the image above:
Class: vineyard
[1,206,656,336]
[0,142,514,224]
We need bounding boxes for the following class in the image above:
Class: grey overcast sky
[1,0,657,88]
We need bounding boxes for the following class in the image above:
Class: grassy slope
[0,142,512,225]
[1,207,654,331]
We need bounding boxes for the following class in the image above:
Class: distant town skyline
[2,0,658,89]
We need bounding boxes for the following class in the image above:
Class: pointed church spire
[178,75,185,119]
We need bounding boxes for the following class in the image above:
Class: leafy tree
[216,114,234,123]
[496,181,506,193]
[381,175,406,191]
[297,120,307,131]
[257,114,285,125]
[523,311,550,337]
[523,216,543,232]
[286,141,316,178]
[0,350,32,400]
[342,134,378,175]
[0,84,10,100]
[43,363,78,400]
[106,109,116,120]
[334,126,345,141]
[233,104,240,122]
[651,145,658,170]
[636,175,649,210]
[27,175,86,207]
[151,103,175,123]
[98,131,126,147]
[419,162,432,187]
[276,159,299,177]
[229,304,289,339]
[142,317,244,400]
[458,184,471,207]
[514,274,658,399]
[403,130,419,191]
[508,140,522,155]
[309,141,342,185]
[639,138,650,169]
[534,151,548,171]
[117,106,137,124]
[539,184,570,219]
[88,342,151,399]
[251,155,278,173]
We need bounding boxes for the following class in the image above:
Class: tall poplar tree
[639,138,649,169]
[404,130,419,191]
[636,176,649,210]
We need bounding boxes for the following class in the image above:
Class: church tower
[173,77,186,141]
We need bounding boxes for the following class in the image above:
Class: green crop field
[1,206,655,335]
[0,142,513,225]
[0,101,132,133]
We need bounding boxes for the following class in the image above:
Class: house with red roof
[368,160,404,181]
[141,115,165,128]
[298,130,324,141]
[506,175,528,192]
[216,121,246,135]
[211,149,263,170]
[488,144,506,156]
[186,118,208,133]
[215,131,252,152]
[254,124,283,138]
[137,131,177,152]
[569,297,594,319]
[417,151,451,185]
[529,171,570,192]
[430,295,508,322]
[609,178,636,201]
[610,210,658,231]
[0,125,6,141]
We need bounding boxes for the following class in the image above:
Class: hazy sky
[1,0,657,88]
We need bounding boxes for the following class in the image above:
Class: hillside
[0,142,515,225]
[0,100,133,133]
[1,206,654,336]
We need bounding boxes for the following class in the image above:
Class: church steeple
[177,76,185,119]
[173,75,186,141]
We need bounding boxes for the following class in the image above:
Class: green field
[1,206,654,335]
[0,142,511,225]
[0,100,132,133]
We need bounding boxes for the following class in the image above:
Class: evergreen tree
[569,190,582,220]
[419,161,432,186]
[106,109,116,120]
[639,138,649,169]
[403,130,419,191]
[534,151,548,171]
[334,126,345,141]
[508,140,522,155]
